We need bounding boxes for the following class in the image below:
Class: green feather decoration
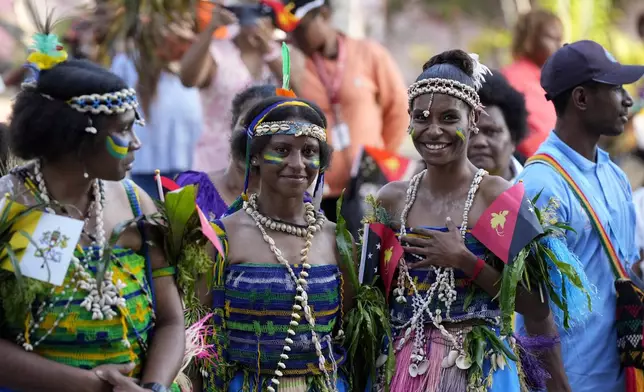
[282,42,290,91]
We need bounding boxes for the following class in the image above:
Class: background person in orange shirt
[502,9,563,159]
[272,0,408,230]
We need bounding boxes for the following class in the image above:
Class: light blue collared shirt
[110,53,203,174]
[516,131,640,392]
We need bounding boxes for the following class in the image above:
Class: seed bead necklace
[243,193,338,392]
[395,168,486,377]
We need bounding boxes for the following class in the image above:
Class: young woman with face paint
[0,20,184,392]
[373,50,588,391]
[189,95,354,392]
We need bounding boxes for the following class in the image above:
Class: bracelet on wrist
[141,382,169,392]
[465,257,485,283]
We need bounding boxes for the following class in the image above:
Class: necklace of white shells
[395,168,487,378]
[243,193,340,392]
[15,161,154,352]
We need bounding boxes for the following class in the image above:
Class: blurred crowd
[0,0,643,237]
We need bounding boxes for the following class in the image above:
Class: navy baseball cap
[541,40,644,101]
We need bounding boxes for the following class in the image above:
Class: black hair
[9,59,129,162]
[417,50,476,88]
[230,84,278,129]
[478,71,529,144]
[637,13,644,39]
[551,81,601,117]
[0,122,9,166]
[230,96,333,172]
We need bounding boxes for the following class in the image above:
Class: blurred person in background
[180,1,294,175]
[468,71,528,182]
[503,9,563,159]
[111,16,203,198]
[175,84,276,219]
[271,0,408,229]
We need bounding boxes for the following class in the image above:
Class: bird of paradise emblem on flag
[490,210,509,236]
[472,183,543,264]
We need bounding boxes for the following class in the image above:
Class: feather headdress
[23,1,68,75]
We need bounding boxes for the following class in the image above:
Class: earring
[471,125,479,135]
[251,158,258,166]
[85,118,98,134]
[83,171,89,179]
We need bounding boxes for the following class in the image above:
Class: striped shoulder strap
[526,153,628,279]
[122,179,142,217]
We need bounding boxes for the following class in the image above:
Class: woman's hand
[400,217,476,270]
[91,363,137,392]
[249,18,277,55]
[94,363,148,392]
[209,6,237,29]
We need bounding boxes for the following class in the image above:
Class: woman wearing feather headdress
[175,43,351,392]
[0,8,185,392]
[369,50,595,391]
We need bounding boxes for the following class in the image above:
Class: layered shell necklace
[243,193,339,392]
[395,168,487,377]
[15,161,149,351]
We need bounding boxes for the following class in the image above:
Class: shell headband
[407,53,491,134]
[236,44,327,205]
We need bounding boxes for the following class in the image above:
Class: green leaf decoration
[335,190,359,291]
[163,185,197,259]
[499,247,528,335]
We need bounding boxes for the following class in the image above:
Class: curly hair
[478,71,529,144]
[230,96,333,172]
[511,9,562,59]
[9,59,130,162]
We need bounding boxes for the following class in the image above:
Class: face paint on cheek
[262,152,285,165]
[409,127,415,137]
[455,129,466,142]
[105,135,129,160]
[307,157,321,170]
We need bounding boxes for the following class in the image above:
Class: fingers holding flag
[401,218,474,270]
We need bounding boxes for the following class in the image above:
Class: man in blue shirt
[516,40,644,392]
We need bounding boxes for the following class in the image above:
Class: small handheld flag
[360,222,404,301]
[471,182,543,263]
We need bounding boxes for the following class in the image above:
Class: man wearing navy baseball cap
[517,40,644,392]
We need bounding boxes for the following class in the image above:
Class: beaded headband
[407,53,491,135]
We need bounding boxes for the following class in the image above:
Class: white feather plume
[469,53,492,91]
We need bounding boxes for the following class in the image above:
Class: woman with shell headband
[193,84,354,390]
[0,13,184,392]
[371,50,594,391]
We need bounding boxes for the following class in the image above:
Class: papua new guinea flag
[359,222,404,301]
[470,182,543,264]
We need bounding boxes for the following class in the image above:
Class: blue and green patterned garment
[0,180,179,391]
[205,220,348,392]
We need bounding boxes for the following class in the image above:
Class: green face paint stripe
[262,152,285,165]
[106,135,128,159]
[456,129,465,141]
[307,158,321,170]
